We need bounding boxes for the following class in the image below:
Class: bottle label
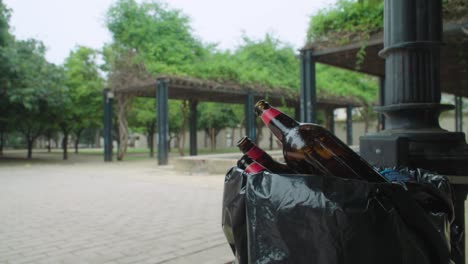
[246,145,263,160]
[245,162,265,174]
[261,108,282,125]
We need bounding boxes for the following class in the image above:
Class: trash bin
[222,168,455,264]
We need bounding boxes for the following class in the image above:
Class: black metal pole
[245,92,256,142]
[300,50,316,123]
[103,89,113,162]
[294,106,301,121]
[189,100,198,156]
[455,96,463,132]
[378,77,385,131]
[459,96,464,132]
[157,79,169,165]
[362,1,468,263]
[346,105,353,145]
[328,108,335,134]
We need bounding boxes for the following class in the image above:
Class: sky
[4,0,337,65]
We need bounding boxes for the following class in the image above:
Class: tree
[106,0,206,75]
[63,46,104,154]
[168,100,190,155]
[0,0,12,156]
[128,97,156,156]
[7,39,63,158]
[198,102,239,151]
[105,0,207,159]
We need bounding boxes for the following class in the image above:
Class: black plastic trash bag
[223,167,455,264]
[222,167,249,263]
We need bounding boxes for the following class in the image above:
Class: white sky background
[4,0,337,65]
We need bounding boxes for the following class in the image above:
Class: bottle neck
[245,162,266,174]
[260,107,299,141]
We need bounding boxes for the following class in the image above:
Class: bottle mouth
[236,136,248,147]
[254,100,269,116]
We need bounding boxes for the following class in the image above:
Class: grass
[0,146,247,165]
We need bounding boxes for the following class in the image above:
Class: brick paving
[0,159,233,264]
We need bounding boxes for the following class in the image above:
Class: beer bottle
[237,155,267,174]
[254,100,387,182]
[237,136,297,174]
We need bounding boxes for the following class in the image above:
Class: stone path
[0,160,233,264]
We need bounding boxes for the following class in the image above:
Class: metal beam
[300,50,317,123]
[346,105,353,145]
[189,100,198,156]
[245,92,256,142]
[103,89,113,162]
[157,80,169,165]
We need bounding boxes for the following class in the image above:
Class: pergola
[299,20,468,130]
[104,75,362,163]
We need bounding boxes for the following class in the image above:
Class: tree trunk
[94,129,101,148]
[0,130,4,156]
[46,133,51,153]
[210,128,216,151]
[178,100,188,156]
[168,135,173,152]
[231,128,235,147]
[27,138,33,159]
[74,129,82,154]
[116,95,131,161]
[255,120,263,145]
[175,135,183,156]
[362,107,370,133]
[74,139,79,154]
[148,131,154,157]
[62,132,69,160]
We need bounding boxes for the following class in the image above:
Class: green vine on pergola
[306,0,468,68]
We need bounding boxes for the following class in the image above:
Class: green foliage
[316,64,377,103]
[307,0,383,44]
[195,34,300,89]
[4,39,66,157]
[128,97,155,134]
[168,100,193,137]
[0,0,11,47]
[63,46,105,131]
[198,102,240,149]
[106,0,206,75]
[198,102,239,131]
[443,0,468,21]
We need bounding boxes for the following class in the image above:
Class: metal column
[326,107,335,134]
[294,106,301,121]
[378,77,385,131]
[103,89,113,162]
[456,96,463,132]
[245,92,256,142]
[300,50,316,123]
[157,80,169,165]
[346,106,353,145]
[189,100,198,156]
[359,1,468,262]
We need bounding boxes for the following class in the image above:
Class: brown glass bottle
[237,155,267,174]
[237,136,297,174]
[254,100,388,182]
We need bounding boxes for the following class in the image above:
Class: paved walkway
[0,159,233,264]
